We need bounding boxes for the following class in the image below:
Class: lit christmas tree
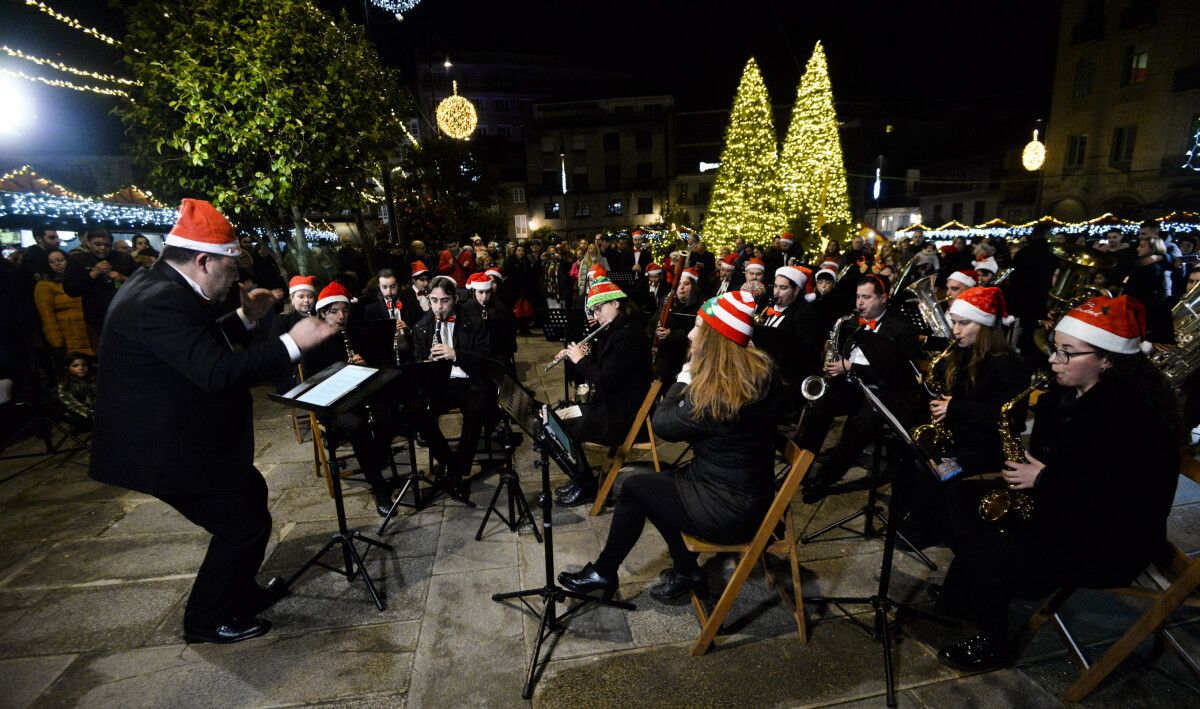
[703,58,783,251]
[778,41,853,259]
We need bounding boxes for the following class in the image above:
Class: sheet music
[541,406,576,465]
[556,404,582,419]
[296,364,377,407]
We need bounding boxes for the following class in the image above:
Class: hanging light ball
[1022,128,1046,171]
[436,80,476,140]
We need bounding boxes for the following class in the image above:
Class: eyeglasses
[1049,347,1097,364]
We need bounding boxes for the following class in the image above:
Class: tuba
[801,312,857,400]
[910,343,956,455]
[1148,280,1200,387]
[907,275,953,340]
[977,372,1051,529]
[1033,244,1116,354]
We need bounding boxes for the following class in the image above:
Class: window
[932,204,944,224]
[494,98,510,111]
[571,167,589,193]
[571,134,587,152]
[635,162,652,180]
[972,200,986,224]
[637,197,654,215]
[950,203,963,221]
[604,163,620,187]
[677,185,690,204]
[607,199,623,216]
[540,136,556,153]
[541,169,558,192]
[603,132,619,152]
[544,202,561,219]
[512,187,526,204]
[1065,134,1088,171]
[575,201,590,218]
[476,126,489,136]
[518,99,532,113]
[1073,59,1096,97]
[1110,125,1137,168]
[496,124,513,138]
[1121,47,1149,86]
[635,130,651,150]
[514,214,528,237]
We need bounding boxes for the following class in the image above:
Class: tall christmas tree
[703,58,783,251]
[778,41,853,258]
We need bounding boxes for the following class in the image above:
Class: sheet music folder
[269,361,398,417]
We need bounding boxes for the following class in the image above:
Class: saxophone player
[934,295,1181,672]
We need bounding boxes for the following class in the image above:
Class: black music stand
[607,271,637,291]
[806,376,947,708]
[476,374,541,541]
[0,397,92,480]
[492,403,635,699]
[269,362,396,611]
[541,308,587,402]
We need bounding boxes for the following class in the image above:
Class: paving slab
[0,654,77,709]
[2,466,128,508]
[0,541,48,588]
[0,500,128,545]
[909,668,1059,707]
[6,534,210,588]
[97,498,210,538]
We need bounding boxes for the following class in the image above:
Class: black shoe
[937,632,1014,673]
[926,583,943,603]
[374,490,395,518]
[183,617,272,644]
[558,562,617,599]
[802,483,831,505]
[554,483,595,507]
[649,568,706,601]
[554,482,575,496]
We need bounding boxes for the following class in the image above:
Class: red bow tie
[859,317,877,328]
[765,306,783,317]
[443,315,456,323]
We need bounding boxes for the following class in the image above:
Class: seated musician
[558,291,780,600]
[411,276,492,497]
[461,271,517,369]
[713,252,743,296]
[649,267,701,383]
[973,256,999,285]
[753,265,820,390]
[944,269,976,302]
[362,268,412,363]
[631,262,667,316]
[300,282,397,516]
[399,261,432,320]
[934,295,1181,671]
[811,266,840,331]
[797,274,920,503]
[553,278,653,507]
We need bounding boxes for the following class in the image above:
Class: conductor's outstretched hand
[240,284,279,322]
[289,317,339,351]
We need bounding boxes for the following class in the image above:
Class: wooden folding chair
[587,379,662,516]
[681,442,816,656]
[1018,449,1200,702]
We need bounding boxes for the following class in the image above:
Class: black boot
[554,483,595,507]
[649,568,706,601]
[558,562,617,599]
[937,632,1014,673]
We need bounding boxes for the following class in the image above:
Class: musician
[461,271,516,367]
[399,261,432,319]
[685,235,716,293]
[649,267,701,384]
[559,291,780,600]
[553,278,653,507]
[713,252,743,296]
[973,257,999,286]
[753,266,821,387]
[628,230,654,275]
[935,295,1181,672]
[300,282,399,516]
[631,261,667,316]
[270,275,316,335]
[743,257,766,286]
[411,276,493,496]
[945,269,976,302]
[90,199,338,644]
[362,268,411,364]
[797,274,921,503]
[811,266,841,332]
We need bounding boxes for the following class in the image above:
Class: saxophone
[978,372,1051,527]
[909,344,956,455]
[800,312,856,401]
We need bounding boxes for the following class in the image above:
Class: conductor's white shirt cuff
[236,307,254,330]
[280,334,301,363]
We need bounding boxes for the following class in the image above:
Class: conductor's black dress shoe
[183,617,272,644]
[937,632,1014,673]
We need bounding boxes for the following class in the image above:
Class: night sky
[1,0,1062,164]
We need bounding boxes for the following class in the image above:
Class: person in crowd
[649,267,701,384]
[90,199,338,645]
[21,225,60,282]
[686,235,716,293]
[558,290,779,601]
[130,234,153,255]
[63,228,137,348]
[628,230,653,275]
[57,352,95,433]
[1124,232,1175,344]
[934,295,1181,672]
[553,278,653,507]
[506,243,539,334]
[577,244,609,299]
[34,248,93,357]
[1005,224,1059,371]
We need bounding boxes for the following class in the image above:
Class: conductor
[89,199,338,645]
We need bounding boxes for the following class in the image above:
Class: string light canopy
[0,67,129,98]
[1183,124,1200,172]
[1022,128,1046,171]
[1,45,138,86]
[367,0,424,19]
[23,1,121,46]
[436,80,477,140]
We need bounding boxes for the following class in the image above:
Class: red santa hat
[947,269,978,288]
[720,252,737,271]
[485,267,504,281]
[948,287,1014,327]
[288,275,316,295]
[466,272,493,291]
[778,232,795,246]
[316,282,353,311]
[820,260,840,271]
[630,229,645,239]
[1054,295,1147,355]
[744,257,765,273]
[699,291,757,347]
[411,260,431,278]
[679,267,700,283]
[587,264,608,281]
[777,265,816,302]
[164,199,239,256]
[816,266,838,281]
[973,257,999,274]
[645,262,663,276]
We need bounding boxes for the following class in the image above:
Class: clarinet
[387,297,403,365]
[429,314,442,361]
[341,326,357,363]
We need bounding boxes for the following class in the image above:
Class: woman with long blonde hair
[559,291,782,601]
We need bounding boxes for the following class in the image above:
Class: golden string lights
[0,67,129,98]
[1,46,139,86]
[435,80,477,140]
[24,0,122,46]
[1022,128,1046,171]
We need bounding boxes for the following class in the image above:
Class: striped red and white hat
[316,282,353,311]
[699,290,757,347]
[645,261,663,276]
[744,257,765,273]
[288,275,316,295]
[947,269,978,288]
[586,277,626,310]
[164,199,239,256]
[949,286,1014,327]
[466,272,493,291]
[1055,295,1146,354]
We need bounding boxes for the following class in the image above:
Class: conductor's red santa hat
[288,275,316,295]
[1054,294,1150,355]
[466,272,493,291]
[316,282,354,311]
[164,199,239,256]
[948,286,1015,327]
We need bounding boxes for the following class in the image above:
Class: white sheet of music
[297,364,377,407]
[556,404,583,419]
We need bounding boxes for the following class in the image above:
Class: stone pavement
[1,333,1198,708]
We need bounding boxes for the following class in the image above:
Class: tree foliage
[391,136,504,244]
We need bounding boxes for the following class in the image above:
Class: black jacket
[835,308,922,380]
[1005,238,1057,319]
[571,313,653,446]
[940,348,1028,474]
[647,296,700,382]
[90,261,291,496]
[1124,262,1174,344]
[654,378,781,543]
[461,298,517,361]
[63,249,137,332]
[752,299,822,381]
[410,309,492,380]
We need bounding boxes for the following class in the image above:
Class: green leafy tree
[392,136,504,244]
[116,0,409,274]
[778,41,853,260]
[702,58,783,253]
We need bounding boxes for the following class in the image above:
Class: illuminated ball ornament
[436,81,477,140]
[1022,128,1046,172]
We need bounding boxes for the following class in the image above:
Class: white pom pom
[1001,314,1015,326]
[805,292,817,303]
[1140,340,1155,354]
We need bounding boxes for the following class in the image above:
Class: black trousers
[159,473,273,628]
[594,472,701,578]
[561,416,598,492]
[324,408,391,493]
[795,379,883,482]
[419,378,487,481]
